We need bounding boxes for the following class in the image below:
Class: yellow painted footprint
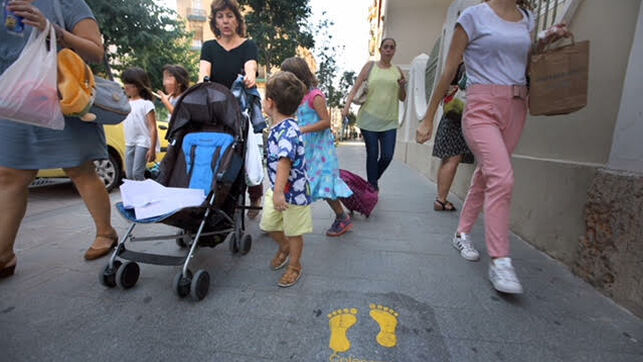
[328,308,359,353]
[369,304,399,348]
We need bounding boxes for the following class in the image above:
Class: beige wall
[608,2,643,174]
[514,0,641,166]
[381,0,451,67]
[393,0,642,266]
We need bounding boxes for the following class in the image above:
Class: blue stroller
[99,82,254,301]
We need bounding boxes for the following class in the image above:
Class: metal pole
[544,0,551,29]
[552,0,559,25]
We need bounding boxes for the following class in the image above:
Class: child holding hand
[281,57,353,237]
[260,71,312,288]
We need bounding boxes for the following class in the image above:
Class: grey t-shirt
[0,0,95,73]
[0,0,105,170]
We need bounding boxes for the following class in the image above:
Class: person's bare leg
[64,162,115,248]
[247,185,263,219]
[436,155,462,206]
[326,199,345,218]
[269,231,290,269]
[0,167,37,266]
[269,231,289,252]
[287,235,303,269]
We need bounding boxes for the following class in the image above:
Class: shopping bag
[0,21,64,129]
[245,119,264,186]
[528,38,590,116]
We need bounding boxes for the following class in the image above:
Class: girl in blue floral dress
[281,57,354,236]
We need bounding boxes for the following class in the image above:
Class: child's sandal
[270,250,289,270]
[277,265,302,288]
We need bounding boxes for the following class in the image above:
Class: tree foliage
[314,13,354,110]
[238,0,314,72]
[86,0,198,90]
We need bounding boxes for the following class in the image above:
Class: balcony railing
[187,8,208,22]
[528,0,582,41]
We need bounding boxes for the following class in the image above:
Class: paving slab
[0,141,641,361]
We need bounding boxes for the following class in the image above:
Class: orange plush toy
[57,49,96,121]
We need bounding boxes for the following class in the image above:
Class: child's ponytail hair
[280,57,319,90]
[122,67,154,101]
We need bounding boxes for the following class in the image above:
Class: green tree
[339,70,356,107]
[238,0,314,72]
[314,14,339,107]
[86,0,198,90]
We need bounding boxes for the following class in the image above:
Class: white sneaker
[488,258,523,294]
[452,233,480,261]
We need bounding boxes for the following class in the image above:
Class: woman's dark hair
[280,57,318,90]
[121,67,153,101]
[162,64,190,95]
[209,0,246,38]
[380,37,397,49]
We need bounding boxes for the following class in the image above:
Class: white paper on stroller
[119,179,206,219]
[120,179,165,208]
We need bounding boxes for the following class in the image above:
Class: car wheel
[94,153,122,192]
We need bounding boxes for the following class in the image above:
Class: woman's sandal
[270,250,290,271]
[84,229,119,261]
[0,254,17,278]
[434,199,457,212]
[277,265,302,288]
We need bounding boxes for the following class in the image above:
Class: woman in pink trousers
[416,0,568,294]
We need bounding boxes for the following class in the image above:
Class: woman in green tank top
[343,38,407,190]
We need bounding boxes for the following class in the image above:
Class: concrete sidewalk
[1,142,642,361]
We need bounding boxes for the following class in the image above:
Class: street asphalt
[1,142,642,361]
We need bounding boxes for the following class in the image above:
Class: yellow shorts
[260,189,313,237]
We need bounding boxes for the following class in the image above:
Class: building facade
[176,0,216,51]
[372,0,643,317]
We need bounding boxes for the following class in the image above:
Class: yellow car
[35,121,169,192]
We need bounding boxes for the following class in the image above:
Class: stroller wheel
[190,270,210,301]
[116,261,140,289]
[175,230,189,249]
[173,269,192,298]
[226,232,239,254]
[99,260,122,288]
[240,234,252,255]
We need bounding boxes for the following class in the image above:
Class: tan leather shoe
[0,254,17,278]
[84,232,118,261]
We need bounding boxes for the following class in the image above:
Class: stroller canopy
[167,82,245,141]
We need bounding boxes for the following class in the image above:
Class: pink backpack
[339,169,379,217]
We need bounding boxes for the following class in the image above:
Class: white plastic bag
[245,119,264,186]
[0,21,65,130]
